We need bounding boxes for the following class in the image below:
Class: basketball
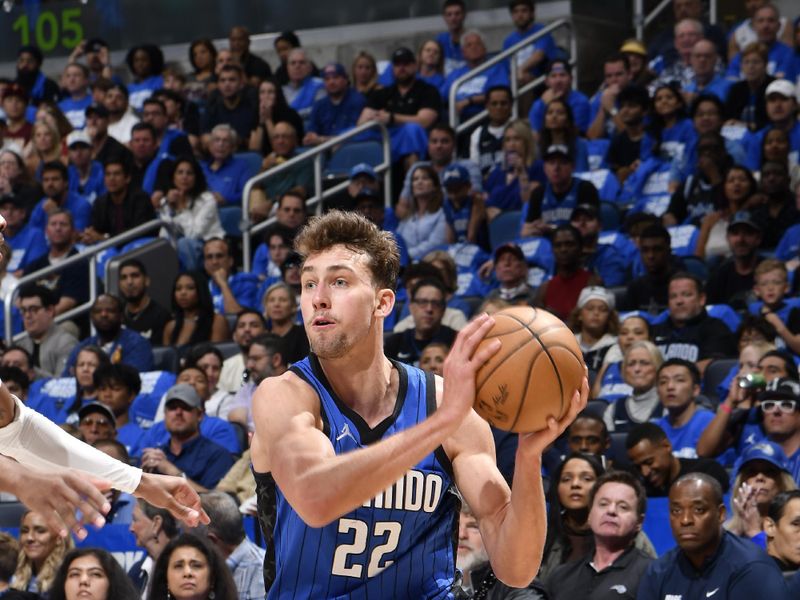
[474,306,585,433]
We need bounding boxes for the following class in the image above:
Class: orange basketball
[474,306,585,433]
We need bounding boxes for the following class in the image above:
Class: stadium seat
[489,210,522,250]
[0,501,26,528]
[609,431,632,468]
[681,255,708,281]
[586,139,610,170]
[706,304,741,333]
[584,400,608,419]
[214,341,241,360]
[151,346,179,373]
[324,141,383,178]
[703,358,738,404]
[219,206,243,238]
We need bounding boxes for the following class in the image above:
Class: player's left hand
[134,472,210,527]
[518,370,588,456]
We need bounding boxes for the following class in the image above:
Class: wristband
[720,403,732,415]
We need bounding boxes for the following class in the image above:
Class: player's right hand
[439,313,500,425]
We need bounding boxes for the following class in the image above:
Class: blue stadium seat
[324,141,383,178]
[219,206,243,238]
[0,501,26,528]
[706,304,741,333]
[703,358,738,403]
[489,210,522,250]
[600,201,621,231]
[682,255,708,281]
[586,139,610,170]
[151,347,179,373]
[584,400,608,419]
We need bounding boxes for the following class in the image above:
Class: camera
[737,373,766,390]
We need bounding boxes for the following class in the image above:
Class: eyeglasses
[761,400,797,413]
[80,417,111,427]
[19,305,45,315]
[412,299,446,309]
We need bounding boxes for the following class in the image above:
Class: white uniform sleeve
[0,396,142,493]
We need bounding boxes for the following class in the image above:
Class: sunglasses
[761,400,797,413]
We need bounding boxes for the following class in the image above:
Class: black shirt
[24,247,90,305]
[95,135,133,168]
[751,197,800,250]
[274,324,310,365]
[124,298,171,344]
[91,188,156,237]
[706,257,761,310]
[367,78,441,119]
[644,457,731,497]
[652,309,736,364]
[608,131,643,172]
[384,326,457,366]
[546,544,653,600]
[621,262,682,314]
[202,92,260,144]
[724,77,773,132]
[242,52,273,82]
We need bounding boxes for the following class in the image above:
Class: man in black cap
[358,47,441,166]
[486,243,537,306]
[706,210,764,309]
[522,144,600,237]
[77,401,117,446]
[85,103,132,166]
[15,45,59,105]
[325,162,381,213]
[303,62,365,146]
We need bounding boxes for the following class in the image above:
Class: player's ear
[374,288,395,318]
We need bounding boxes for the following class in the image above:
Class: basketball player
[251,211,588,598]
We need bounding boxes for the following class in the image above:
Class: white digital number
[331,519,402,578]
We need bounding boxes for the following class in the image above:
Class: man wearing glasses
[758,378,800,483]
[16,284,77,379]
[384,277,457,367]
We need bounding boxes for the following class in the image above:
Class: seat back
[488,210,522,250]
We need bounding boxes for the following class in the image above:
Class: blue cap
[350,163,377,180]
[739,441,790,474]
[322,62,348,79]
[442,164,470,187]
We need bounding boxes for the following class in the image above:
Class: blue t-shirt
[58,94,92,129]
[68,161,106,205]
[142,415,241,456]
[30,192,92,231]
[63,328,154,375]
[117,421,147,458]
[744,120,800,171]
[684,75,733,103]
[727,40,795,79]
[128,75,164,111]
[161,434,235,489]
[435,31,465,75]
[528,89,591,134]
[208,273,260,313]
[503,23,557,77]
[656,408,715,458]
[441,61,510,121]
[201,155,259,206]
[6,222,48,272]
[307,88,366,137]
[285,77,325,120]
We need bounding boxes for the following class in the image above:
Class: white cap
[765,79,796,100]
[66,130,91,147]
[577,286,615,310]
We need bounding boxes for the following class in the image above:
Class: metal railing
[241,120,392,273]
[3,219,175,344]
[448,18,575,135]
[634,0,717,40]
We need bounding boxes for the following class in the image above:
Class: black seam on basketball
[510,336,540,430]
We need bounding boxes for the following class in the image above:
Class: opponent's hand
[519,370,589,456]
[134,472,210,527]
[9,462,111,540]
[439,313,501,426]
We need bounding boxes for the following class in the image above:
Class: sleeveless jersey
[263,354,459,600]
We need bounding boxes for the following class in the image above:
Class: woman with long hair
[538,98,589,171]
[158,156,225,271]
[12,510,75,595]
[396,165,448,261]
[642,83,696,170]
[185,344,234,419]
[163,272,229,348]
[59,345,110,425]
[261,281,309,364]
[592,314,651,401]
[602,340,664,432]
[248,78,304,156]
[351,51,382,98]
[148,533,237,600]
[125,43,165,111]
[417,40,445,89]
[0,147,43,217]
[49,548,139,600]
[34,101,73,140]
[184,39,218,103]
[24,120,65,179]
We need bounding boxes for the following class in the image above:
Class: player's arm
[448,377,587,587]
[252,314,501,528]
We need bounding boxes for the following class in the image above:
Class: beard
[456,546,489,574]
[310,331,351,359]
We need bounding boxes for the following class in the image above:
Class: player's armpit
[0,381,16,427]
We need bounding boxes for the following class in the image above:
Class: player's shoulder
[252,369,320,418]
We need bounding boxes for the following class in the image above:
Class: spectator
[626,423,730,497]
[384,278,458,366]
[58,63,92,130]
[396,258,468,333]
[127,500,179,597]
[141,384,234,491]
[195,491,266,600]
[728,0,794,60]
[587,53,633,140]
[569,286,618,376]
[14,45,59,106]
[149,534,238,600]
[218,310,267,394]
[2,84,32,147]
[622,223,682,314]
[592,314,651,402]
[764,490,800,572]
[351,51,382,98]
[185,38,217,101]
[684,39,732,103]
[254,222,295,281]
[104,83,139,144]
[159,156,225,271]
[16,284,77,379]
[503,0,557,83]
[303,63,365,146]
[647,0,727,62]
[228,26,272,86]
[29,161,90,231]
[204,238,258,314]
[117,258,171,344]
[184,344,235,420]
[25,119,65,179]
[0,146,42,219]
[65,130,104,206]
[539,98,591,171]
[124,43,164,111]
[82,157,155,244]
[261,282,309,364]
[468,85,513,176]
[63,294,154,375]
[652,272,736,374]
[0,193,46,274]
[728,4,795,80]
[247,78,304,157]
[0,366,30,402]
[442,164,486,246]
[0,532,19,595]
[92,440,138,525]
[411,39,446,91]
[751,160,799,250]
[324,162,380,213]
[358,46,441,164]
[249,121,312,212]
[642,83,696,170]
[726,440,797,541]
[528,60,591,135]
[141,97,193,159]
[604,341,664,433]
[419,342,449,378]
[202,64,259,150]
[24,210,91,319]
[745,80,799,173]
[725,42,774,132]
[396,165,448,261]
[282,49,324,125]
[126,122,168,197]
[535,224,603,320]
[436,0,467,75]
[77,401,116,447]
[755,259,800,355]
[12,509,74,595]
[637,473,789,598]
[566,412,611,461]
[442,31,509,123]
[571,203,635,287]
[545,471,653,599]
[522,146,599,237]
[49,547,139,600]
[163,271,230,349]
[650,17,706,90]
[705,210,764,309]
[1,346,36,387]
[93,363,145,458]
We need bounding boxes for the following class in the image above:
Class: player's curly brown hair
[294,210,400,291]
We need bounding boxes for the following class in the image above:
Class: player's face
[657,365,697,411]
[588,482,641,541]
[628,438,672,489]
[768,498,800,566]
[419,345,447,376]
[456,511,488,572]
[20,511,58,565]
[166,546,211,600]
[567,418,608,455]
[669,480,724,554]
[557,457,598,511]
[64,554,110,600]
[300,245,382,360]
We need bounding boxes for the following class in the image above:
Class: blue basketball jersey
[267,355,459,600]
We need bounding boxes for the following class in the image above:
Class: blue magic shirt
[201,155,258,206]
[265,355,459,599]
[307,88,366,137]
[30,192,92,231]
[528,89,591,134]
[161,434,235,489]
[5,222,48,272]
[656,408,715,458]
